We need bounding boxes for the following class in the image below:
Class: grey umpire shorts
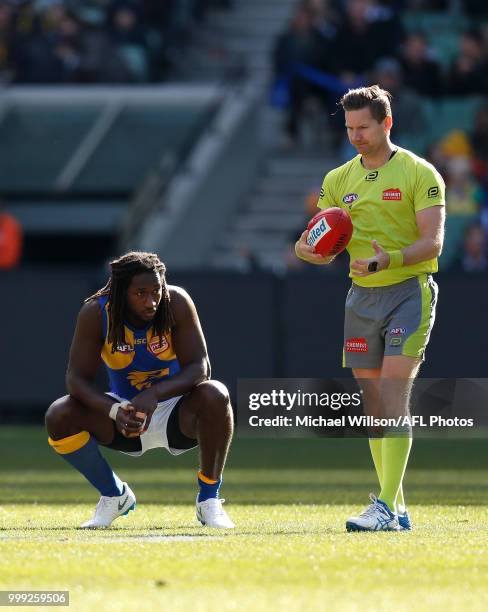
[343,274,438,369]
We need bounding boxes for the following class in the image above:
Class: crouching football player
[45,251,234,529]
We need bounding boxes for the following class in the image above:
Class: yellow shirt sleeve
[317,169,339,210]
[414,161,446,212]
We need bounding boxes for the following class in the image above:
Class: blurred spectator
[469,104,488,227]
[450,223,487,273]
[400,32,444,98]
[304,185,321,216]
[2,0,214,84]
[334,0,404,82]
[470,105,488,184]
[273,3,332,144]
[445,156,480,216]
[373,57,426,144]
[0,201,23,270]
[108,3,148,81]
[447,29,488,96]
[11,2,68,83]
[305,0,340,41]
[77,23,132,82]
[53,11,82,82]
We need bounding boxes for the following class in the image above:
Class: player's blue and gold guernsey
[98,295,180,400]
[317,147,445,287]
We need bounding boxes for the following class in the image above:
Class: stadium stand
[1,85,222,261]
[1,0,488,415]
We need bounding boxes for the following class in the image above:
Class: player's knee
[45,396,77,438]
[195,380,230,414]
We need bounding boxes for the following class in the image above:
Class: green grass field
[1,427,488,611]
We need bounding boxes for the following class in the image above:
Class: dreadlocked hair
[86,251,174,353]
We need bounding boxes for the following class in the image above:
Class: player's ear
[384,115,393,132]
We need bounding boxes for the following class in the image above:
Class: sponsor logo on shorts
[382,188,402,201]
[365,171,378,181]
[342,193,358,205]
[148,335,169,355]
[307,217,331,247]
[390,327,407,335]
[390,337,402,347]
[428,186,439,198]
[345,337,368,353]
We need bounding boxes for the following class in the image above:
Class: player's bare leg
[46,395,115,444]
[178,380,235,528]
[178,380,234,481]
[45,396,135,528]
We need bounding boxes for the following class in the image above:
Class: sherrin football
[306,207,353,257]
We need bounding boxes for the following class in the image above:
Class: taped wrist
[109,400,131,420]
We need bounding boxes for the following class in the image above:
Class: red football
[306,208,353,257]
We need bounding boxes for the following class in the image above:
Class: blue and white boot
[397,508,412,531]
[346,494,400,532]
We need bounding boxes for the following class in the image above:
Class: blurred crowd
[0,0,230,84]
[272,0,488,274]
[273,0,488,145]
[427,103,488,272]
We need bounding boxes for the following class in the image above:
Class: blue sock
[197,471,222,502]
[50,434,124,497]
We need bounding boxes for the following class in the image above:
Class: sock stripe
[48,431,90,455]
[198,470,219,485]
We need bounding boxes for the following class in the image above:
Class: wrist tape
[109,400,131,420]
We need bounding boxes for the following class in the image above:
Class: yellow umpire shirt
[317,147,446,287]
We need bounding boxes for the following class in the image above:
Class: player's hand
[115,403,145,438]
[130,388,159,432]
[351,240,389,276]
[295,230,335,265]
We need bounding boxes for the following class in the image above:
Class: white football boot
[196,496,235,528]
[346,493,400,532]
[80,483,136,529]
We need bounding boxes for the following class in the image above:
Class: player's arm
[402,205,445,265]
[393,164,445,265]
[65,300,115,415]
[132,287,210,410]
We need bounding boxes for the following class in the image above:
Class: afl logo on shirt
[342,193,359,206]
[115,343,134,353]
[382,188,402,201]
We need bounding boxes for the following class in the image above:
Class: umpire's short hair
[339,85,392,123]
